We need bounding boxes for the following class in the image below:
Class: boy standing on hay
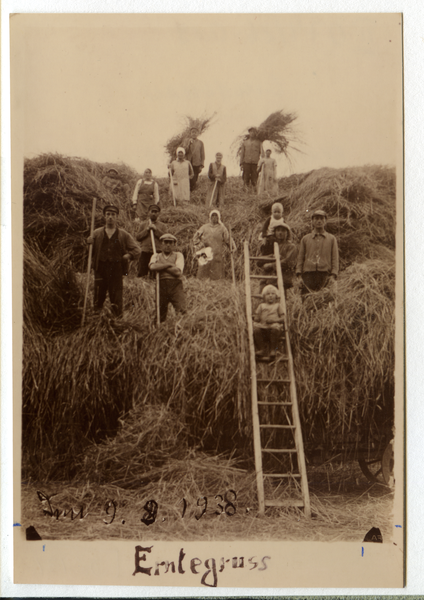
[135,204,167,278]
[240,127,264,190]
[186,127,205,192]
[131,168,160,221]
[206,153,227,207]
[149,233,187,322]
[296,209,339,294]
[87,204,141,317]
[253,284,285,360]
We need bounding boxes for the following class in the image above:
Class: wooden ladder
[244,240,311,517]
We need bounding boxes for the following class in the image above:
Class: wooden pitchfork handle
[81,197,97,326]
[168,169,176,207]
[150,226,161,326]
[209,179,218,208]
[228,225,236,287]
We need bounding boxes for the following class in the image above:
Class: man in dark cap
[87,204,140,316]
[239,127,264,190]
[136,204,167,278]
[296,209,339,294]
[149,233,187,322]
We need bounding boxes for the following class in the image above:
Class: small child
[206,153,227,207]
[259,202,285,245]
[253,285,285,360]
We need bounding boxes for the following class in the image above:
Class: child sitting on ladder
[253,284,285,360]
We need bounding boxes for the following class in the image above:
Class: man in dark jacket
[87,204,140,316]
[240,127,264,189]
[186,127,205,191]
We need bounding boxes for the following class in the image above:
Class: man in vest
[149,233,187,322]
[239,127,264,190]
[186,127,205,192]
[87,204,140,317]
[131,168,160,221]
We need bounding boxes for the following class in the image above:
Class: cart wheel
[381,440,394,487]
[358,440,394,485]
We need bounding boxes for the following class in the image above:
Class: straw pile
[165,114,216,161]
[233,110,300,161]
[289,259,395,460]
[22,278,252,481]
[22,152,396,483]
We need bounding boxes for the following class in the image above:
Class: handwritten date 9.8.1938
[37,489,239,525]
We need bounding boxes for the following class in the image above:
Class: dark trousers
[301,271,330,295]
[138,252,154,278]
[159,279,187,322]
[94,261,123,316]
[242,163,258,188]
[253,327,280,355]
[190,165,202,191]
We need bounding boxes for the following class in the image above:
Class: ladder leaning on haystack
[244,241,311,517]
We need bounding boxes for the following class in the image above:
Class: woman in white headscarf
[193,210,236,280]
[168,147,194,203]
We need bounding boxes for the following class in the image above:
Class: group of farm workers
[127,126,277,211]
[86,196,339,349]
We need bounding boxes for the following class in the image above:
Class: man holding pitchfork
[135,204,167,278]
[206,152,227,207]
[86,204,140,317]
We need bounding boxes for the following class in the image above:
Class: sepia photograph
[10,11,404,589]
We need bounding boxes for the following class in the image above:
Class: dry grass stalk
[164,114,216,160]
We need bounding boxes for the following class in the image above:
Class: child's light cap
[261,284,280,298]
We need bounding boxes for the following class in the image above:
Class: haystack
[165,113,216,161]
[21,152,396,483]
[233,110,300,161]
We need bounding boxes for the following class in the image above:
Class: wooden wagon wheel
[358,439,394,486]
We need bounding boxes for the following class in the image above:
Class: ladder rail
[244,241,265,514]
[274,242,311,518]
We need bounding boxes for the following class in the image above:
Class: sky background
[18,13,402,178]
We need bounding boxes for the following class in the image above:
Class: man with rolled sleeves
[240,127,264,190]
[149,233,187,322]
[87,204,140,317]
[296,210,339,294]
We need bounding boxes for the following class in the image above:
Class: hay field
[21,154,396,540]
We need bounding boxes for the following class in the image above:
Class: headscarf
[176,147,185,157]
[261,284,280,298]
[209,209,222,225]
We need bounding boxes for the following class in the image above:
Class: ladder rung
[250,275,278,280]
[257,378,290,383]
[262,448,297,454]
[258,401,292,405]
[264,473,301,478]
[265,499,304,508]
[250,256,276,262]
[260,424,295,429]
[252,294,263,299]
